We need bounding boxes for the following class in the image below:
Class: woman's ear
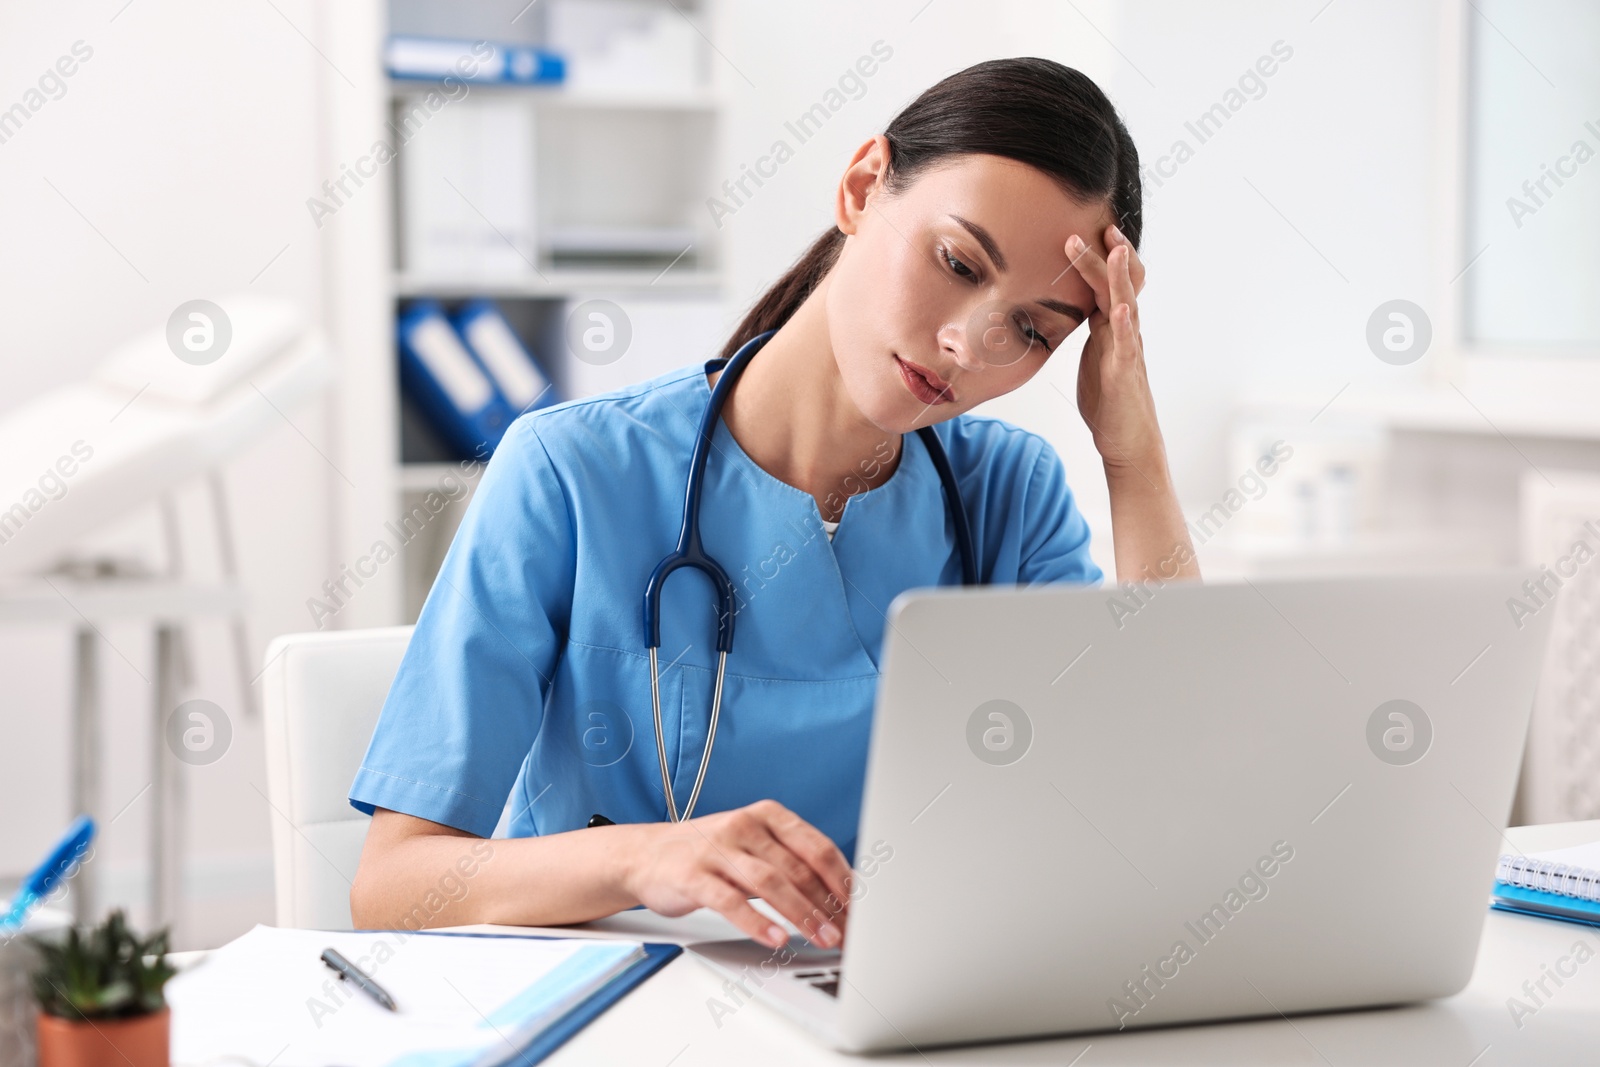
[835,134,891,237]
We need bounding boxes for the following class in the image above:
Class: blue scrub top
[349,358,1103,864]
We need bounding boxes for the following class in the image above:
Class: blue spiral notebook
[1490,840,1600,930]
[166,925,680,1066]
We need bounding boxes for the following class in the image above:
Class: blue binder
[398,301,518,459]
[384,931,680,1066]
[387,36,565,85]
[452,300,559,418]
[1492,882,1600,930]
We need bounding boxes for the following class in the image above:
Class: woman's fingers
[1111,302,1136,369]
[721,853,843,949]
[1065,231,1146,327]
[1102,223,1146,295]
[1064,236,1114,324]
[638,801,855,950]
[697,874,791,950]
[744,829,846,938]
[749,800,855,915]
[1108,244,1139,336]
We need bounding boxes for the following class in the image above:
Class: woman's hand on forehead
[1067,219,1161,475]
[1063,223,1145,323]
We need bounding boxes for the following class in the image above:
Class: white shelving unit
[361,0,728,623]
[394,268,724,299]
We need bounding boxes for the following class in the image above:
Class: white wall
[0,0,335,947]
[712,0,1450,577]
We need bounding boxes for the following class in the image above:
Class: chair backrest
[261,626,413,929]
[1518,470,1600,824]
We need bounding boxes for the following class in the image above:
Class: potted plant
[28,909,174,1067]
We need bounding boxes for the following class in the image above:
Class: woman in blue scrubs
[349,58,1199,949]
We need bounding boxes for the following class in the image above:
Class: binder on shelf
[561,294,727,400]
[546,0,701,94]
[1491,840,1600,930]
[397,93,538,278]
[453,300,559,417]
[386,35,566,85]
[398,300,516,459]
[545,224,699,262]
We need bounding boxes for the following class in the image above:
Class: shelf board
[389,79,720,111]
[396,267,723,298]
[398,463,483,493]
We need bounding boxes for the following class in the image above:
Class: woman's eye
[938,246,1053,353]
[1012,315,1053,352]
[940,247,976,279]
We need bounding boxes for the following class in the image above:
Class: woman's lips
[895,356,954,405]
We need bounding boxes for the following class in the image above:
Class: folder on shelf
[396,94,538,278]
[398,301,516,458]
[561,295,727,400]
[1491,840,1600,929]
[167,925,680,1067]
[386,35,565,85]
[453,300,558,417]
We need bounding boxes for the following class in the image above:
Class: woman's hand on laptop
[620,799,853,951]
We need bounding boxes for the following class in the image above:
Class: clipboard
[401,930,682,1066]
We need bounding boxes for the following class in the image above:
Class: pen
[0,815,95,936]
[320,947,397,1011]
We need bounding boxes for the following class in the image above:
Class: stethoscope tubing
[641,330,978,822]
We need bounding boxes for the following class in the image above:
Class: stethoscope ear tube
[642,554,736,653]
[640,331,771,655]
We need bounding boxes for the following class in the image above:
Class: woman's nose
[938,320,988,375]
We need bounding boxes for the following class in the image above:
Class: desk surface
[433,820,1600,1065]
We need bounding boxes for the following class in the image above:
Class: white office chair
[1517,470,1600,825]
[260,625,414,930]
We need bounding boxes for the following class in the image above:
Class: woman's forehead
[901,154,1114,295]
[908,154,1113,233]
[896,156,1107,316]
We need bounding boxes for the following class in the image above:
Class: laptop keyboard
[792,967,841,997]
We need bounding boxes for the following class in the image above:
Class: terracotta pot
[36,1006,169,1067]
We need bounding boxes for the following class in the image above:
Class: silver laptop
[688,568,1557,1052]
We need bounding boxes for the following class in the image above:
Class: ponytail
[717,226,845,361]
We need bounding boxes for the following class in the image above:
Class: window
[1464,0,1600,348]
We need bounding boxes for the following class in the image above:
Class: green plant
[28,908,175,1021]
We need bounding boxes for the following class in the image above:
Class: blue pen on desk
[0,815,95,936]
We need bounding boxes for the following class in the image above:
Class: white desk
[426,820,1600,1065]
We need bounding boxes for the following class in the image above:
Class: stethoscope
[590,329,981,830]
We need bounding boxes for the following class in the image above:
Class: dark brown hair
[718,57,1142,360]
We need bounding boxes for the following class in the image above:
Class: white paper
[1529,841,1600,869]
[167,925,643,1067]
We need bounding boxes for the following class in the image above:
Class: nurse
[349,57,1199,950]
